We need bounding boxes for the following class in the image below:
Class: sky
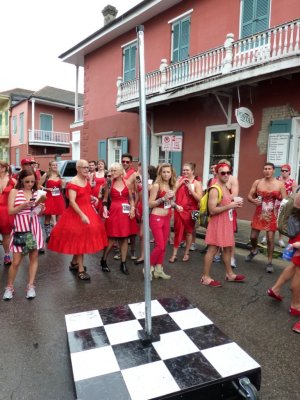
[0,0,143,94]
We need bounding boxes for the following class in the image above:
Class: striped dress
[10,190,44,252]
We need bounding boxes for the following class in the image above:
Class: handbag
[12,213,37,254]
[13,231,31,247]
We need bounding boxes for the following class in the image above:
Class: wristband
[103,201,108,206]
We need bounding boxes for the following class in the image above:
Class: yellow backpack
[199,184,223,228]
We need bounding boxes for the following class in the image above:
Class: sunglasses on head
[281,169,289,172]
[220,171,231,176]
[122,160,130,164]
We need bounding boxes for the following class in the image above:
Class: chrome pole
[136,25,152,338]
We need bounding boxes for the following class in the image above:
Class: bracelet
[103,201,108,206]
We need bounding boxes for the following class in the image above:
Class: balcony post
[222,33,234,74]
[31,98,35,142]
[116,76,123,106]
[159,59,168,93]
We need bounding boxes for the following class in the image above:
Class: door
[203,124,240,188]
[40,114,53,141]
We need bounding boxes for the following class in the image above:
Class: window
[123,42,137,82]
[13,115,17,135]
[19,112,24,143]
[107,138,128,167]
[241,0,270,38]
[171,16,190,63]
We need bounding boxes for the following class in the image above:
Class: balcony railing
[116,18,300,107]
[28,129,70,147]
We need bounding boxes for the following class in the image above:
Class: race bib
[122,203,131,214]
[228,209,233,221]
[164,200,171,209]
[51,188,60,196]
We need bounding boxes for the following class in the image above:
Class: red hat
[281,164,291,172]
[21,158,35,165]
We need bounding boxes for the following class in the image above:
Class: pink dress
[10,190,44,252]
[205,186,234,247]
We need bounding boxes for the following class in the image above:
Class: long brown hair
[155,163,176,190]
[15,169,38,191]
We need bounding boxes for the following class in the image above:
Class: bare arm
[228,176,239,198]
[247,179,261,205]
[149,184,161,208]
[279,182,287,199]
[8,189,35,215]
[208,188,242,215]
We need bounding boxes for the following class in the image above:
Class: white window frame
[150,131,174,166]
[107,138,122,166]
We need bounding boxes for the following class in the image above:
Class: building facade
[60,0,300,219]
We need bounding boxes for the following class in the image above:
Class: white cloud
[0,0,142,92]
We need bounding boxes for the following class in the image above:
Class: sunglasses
[79,166,89,170]
[122,160,130,164]
[24,180,35,183]
[281,169,289,172]
[220,171,231,176]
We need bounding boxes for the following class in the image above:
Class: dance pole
[136,25,155,344]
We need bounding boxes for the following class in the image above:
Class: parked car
[57,160,77,183]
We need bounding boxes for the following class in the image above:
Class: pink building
[9,86,83,171]
[60,0,300,219]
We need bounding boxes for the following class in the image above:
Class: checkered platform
[65,297,261,400]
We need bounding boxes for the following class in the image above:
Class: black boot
[101,259,110,272]
[120,262,129,275]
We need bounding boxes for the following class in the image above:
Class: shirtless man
[246,162,286,273]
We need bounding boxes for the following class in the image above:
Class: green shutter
[98,140,107,162]
[241,0,269,38]
[121,137,128,154]
[40,114,53,131]
[172,17,190,62]
[123,43,136,82]
[170,132,183,177]
[19,113,24,143]
[269,119,292,175]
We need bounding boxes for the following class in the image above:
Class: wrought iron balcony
[116,18,300,110]
[28,129,70,147]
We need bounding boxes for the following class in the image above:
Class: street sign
[162,135,182,151]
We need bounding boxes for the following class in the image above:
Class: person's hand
[165,190,175,199]
[103,207,109,219]
[129,208,135,219]
[22,200,35,209]
[176,205,183,212]
[81,214,90,224]
[231,199,243,209]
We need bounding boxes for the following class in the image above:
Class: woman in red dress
[101,163,135,275]
[92,159,107,216]
[169,163,202,263]
[48,160,107,280]
[0,161,16,266]
[40,161,66,241]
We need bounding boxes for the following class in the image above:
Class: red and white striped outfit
[10,190,44,252]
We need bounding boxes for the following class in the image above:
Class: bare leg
[222,247,236,277]
[7,252,23,286]
[120,238,129,262]
[250,228,260,253]
[76,254,84,273]
[202,245,218,282]
[28,250,39,285]
[266,230,275,264]
[271,264,296,295]
[169,246,178,262]
[2,233,11,254]
[102,239,115,260]
[184,233,193,258]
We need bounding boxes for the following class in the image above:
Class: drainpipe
[75,65,79,122]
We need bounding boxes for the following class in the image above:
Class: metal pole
[136,25,152,338]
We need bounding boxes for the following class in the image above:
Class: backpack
[277,194,296,236]
[198,184,223,228]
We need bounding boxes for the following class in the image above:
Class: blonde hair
[155,163,176,190]
[110,162,125,176]
[46,160,61,179]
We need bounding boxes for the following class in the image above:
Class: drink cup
[234,196,243,203]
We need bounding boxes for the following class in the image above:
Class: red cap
[21,158,35,165]
[281,164,291,172]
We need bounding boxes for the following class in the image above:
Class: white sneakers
[3,285,36,300]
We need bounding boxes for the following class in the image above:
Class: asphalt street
[0,241,299,400]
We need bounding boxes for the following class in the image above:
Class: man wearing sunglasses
[201,163,245,287]
[246,162,287,272]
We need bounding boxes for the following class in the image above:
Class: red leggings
[150,213,171,265]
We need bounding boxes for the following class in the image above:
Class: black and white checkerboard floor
[65,296,261,400]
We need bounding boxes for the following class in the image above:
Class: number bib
[52,188,60,197]
[122,203,131,214]
[228,209,233,221]
[164,200,171,209]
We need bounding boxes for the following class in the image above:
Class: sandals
[69,263,87,272]
[169,255,177,263]
[78,271,91,280]
[182,254,189,262]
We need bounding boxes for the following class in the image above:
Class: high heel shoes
[120,262,129,275]
[101,259,110,272]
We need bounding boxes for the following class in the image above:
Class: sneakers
[114,253,121,260]
[266,263,274,273]
[3,286,14,300]
[260,236,267,244]
[245,250,259,262]
[231,258,237,268]
[292,320,300,333]
[3,254,12,266]
[26,285,36,299]
[190,243,197,251]
[213,255,222,263]
[278,239,286,248]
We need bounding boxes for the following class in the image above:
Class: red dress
[92,175,106,215]
[43,179,66,216]
[105,179,136,238]
[205,186,234,247]
[251,190,282,232]
[0,178,14,234]
[174,178,198,247]
[48,183,107,254]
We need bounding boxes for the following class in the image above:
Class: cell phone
[30,197,35,201]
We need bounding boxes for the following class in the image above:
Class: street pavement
[0,221,299,400]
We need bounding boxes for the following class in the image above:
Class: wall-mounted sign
[162,135,182,152]
[235,107,254,128]
[267,133,290,166]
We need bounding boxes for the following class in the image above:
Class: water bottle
[282,244,296,261]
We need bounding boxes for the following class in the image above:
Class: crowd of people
[0,155,300,334]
